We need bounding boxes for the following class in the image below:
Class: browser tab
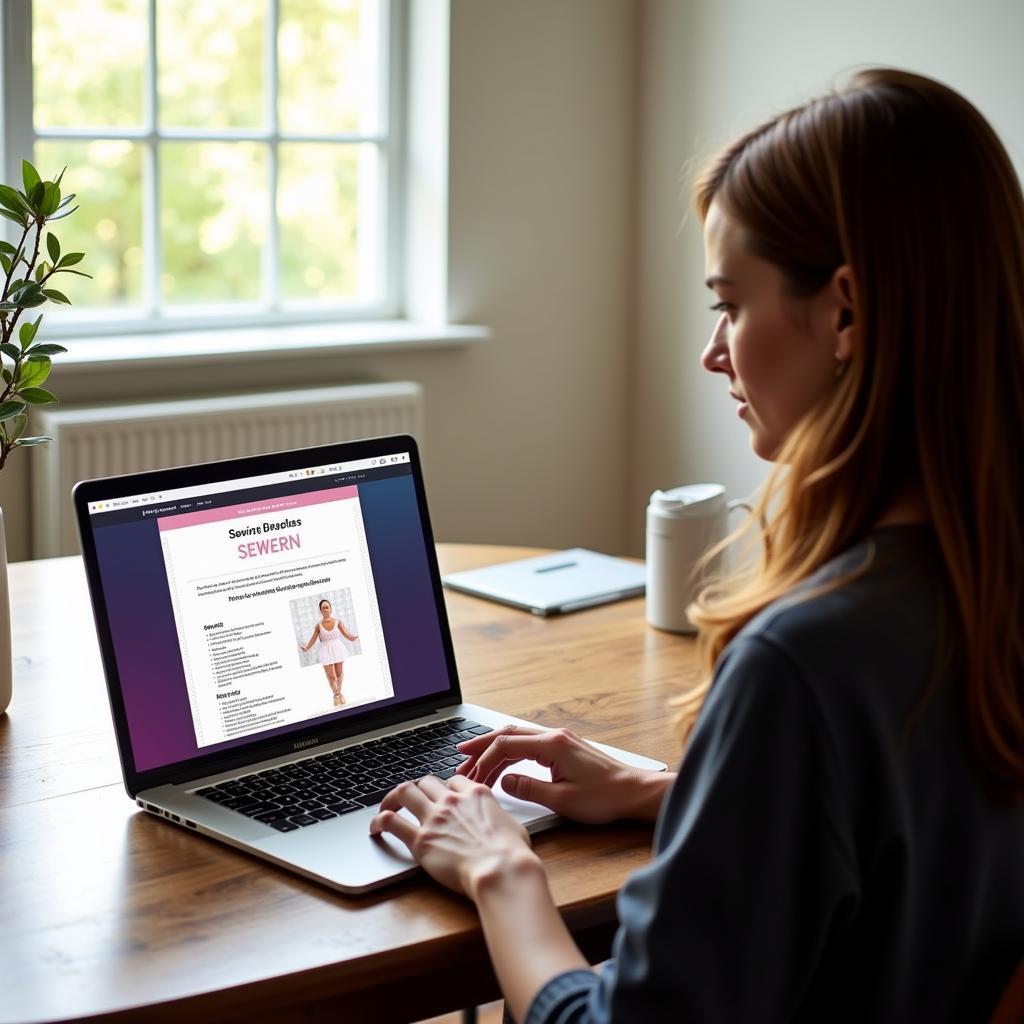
[86,452,412,517]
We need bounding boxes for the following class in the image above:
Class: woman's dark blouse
[525,526,1024,1023]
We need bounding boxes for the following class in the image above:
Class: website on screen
[87,452,455,773]
[158,482,392,747]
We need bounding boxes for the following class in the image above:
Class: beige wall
[628,0,1024,552]
[440,0,635,551]
[3,0,637,562]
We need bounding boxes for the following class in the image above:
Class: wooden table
[0,546,700,1024]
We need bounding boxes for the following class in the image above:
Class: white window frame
[0,0,406,339]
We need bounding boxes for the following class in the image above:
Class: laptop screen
[81,444,455,775]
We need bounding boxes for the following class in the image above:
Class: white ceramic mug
[645,484,748,634]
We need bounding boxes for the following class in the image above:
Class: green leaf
[27,343,66,356]
[0,184,30,216]
[0,342,20,361]
[7,413,28,441]
[58,252,84,267]
[40,182,61,217]
[13,435,53,447]
[12,280,43,302]
[0,207,27,228]
[46,204,78,222]
[56,269,92,278]
[0,399,26,421]
[53,166,67,188]
[19,315,42,349]
[18,356,51,389]
[42,288,71,304]
[0,240,16,255]
[18,386,57,405]
[0,254,9,277]
[0,302,20,313]
[29,181,45,210]
[1,369,11,385]
[46,232,59,263]
[55,193,76,210]
[35,262,48,283]
[22,160,41,196]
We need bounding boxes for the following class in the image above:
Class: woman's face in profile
[701,200,846,460]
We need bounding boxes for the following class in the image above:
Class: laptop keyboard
[194,717,493,833]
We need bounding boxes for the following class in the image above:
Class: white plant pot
[0,507,11,715]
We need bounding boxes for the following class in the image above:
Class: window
[2,0,403,336]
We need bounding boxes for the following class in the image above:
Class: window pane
[34,140,144,307]
[158,0,265,129]
[33,0,146,128]
[160,142,267,303]
[279,143,380,301]
[279,0,381,135]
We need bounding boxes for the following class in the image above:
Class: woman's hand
[372,776,589,1024]
[369,775,538,897]
[457,725,673,824]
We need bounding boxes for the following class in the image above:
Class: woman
[300,598,358,707]
[370,69,1024,1021]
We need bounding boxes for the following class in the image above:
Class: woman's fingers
[368,807,418,846]
[378,777,436,820]
[500,771,564,810]
[457,723,543,754]
[368,771,535,895]
[456,723,543,775]
[416,774,449,799]
[446,772,477,792]
[465,732,558,788]
[372,774,456,845]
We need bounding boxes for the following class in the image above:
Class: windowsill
[49,320,491,374]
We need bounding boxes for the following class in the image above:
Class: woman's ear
[832,265,856,363]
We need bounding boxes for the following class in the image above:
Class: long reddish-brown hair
[684,68,1024,804]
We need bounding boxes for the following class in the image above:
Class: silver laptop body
[74,435,664,894]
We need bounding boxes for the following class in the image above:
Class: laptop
[74,434,666,894]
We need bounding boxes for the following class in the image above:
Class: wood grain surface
[1,547,701,1024]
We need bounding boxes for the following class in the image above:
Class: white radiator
[32,381,424,557]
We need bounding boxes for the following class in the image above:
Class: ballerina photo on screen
[299,597,360,708]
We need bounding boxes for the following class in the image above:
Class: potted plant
[0,159,89,714]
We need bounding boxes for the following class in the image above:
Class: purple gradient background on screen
[93,474,453,773]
